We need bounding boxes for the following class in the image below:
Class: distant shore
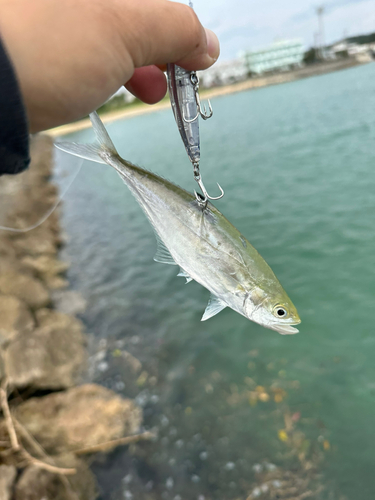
[48,57,371,137]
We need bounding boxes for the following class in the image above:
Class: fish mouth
[273,324,299,335]
[270,319,301,335]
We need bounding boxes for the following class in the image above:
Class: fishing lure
[166,20,224,206]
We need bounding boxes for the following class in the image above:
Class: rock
[12,228,58,256]
[14,384,142,455]
[0,295,35,345]
[14,455,98,500]
[35,308,83,330]
[0,272,50,309]
[4,192,58,232]
[44,276,69,290]
[51,290,87,316]
[0,465,16,500]
[0,255,27,276]
[29,134,54,180]
[122,350,142,373]
[4,310,86,389]
[0,238,16,259]
[21,255,69,280]
[0,135,57,234]
[0,351,5,380]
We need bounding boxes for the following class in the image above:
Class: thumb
[120,0,220,71]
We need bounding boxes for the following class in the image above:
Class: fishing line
[0,157,83,233]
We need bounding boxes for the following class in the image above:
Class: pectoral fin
[153,233,177,265]
[177,268,193,284]
[201,294,227,321]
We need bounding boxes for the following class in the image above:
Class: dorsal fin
[201,294,227,321]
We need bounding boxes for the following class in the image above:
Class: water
[55,62,375,499]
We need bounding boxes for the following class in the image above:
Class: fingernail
[205,28,220,62]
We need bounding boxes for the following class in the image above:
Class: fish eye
[273,305,288,318]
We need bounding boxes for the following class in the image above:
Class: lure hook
[193,166,224,206]
[196,93,213,120]
[182,98,213,123]
[183,111,199,124]
[182,71,213,123]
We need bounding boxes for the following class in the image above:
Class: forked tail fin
[55,112,118,164]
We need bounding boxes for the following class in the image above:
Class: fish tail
[55,112,117,164]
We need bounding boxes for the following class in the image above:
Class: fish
[56,112,301,335]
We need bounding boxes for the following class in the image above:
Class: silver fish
[56,112,301,335]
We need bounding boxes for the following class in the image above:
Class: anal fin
[201,294,227,321]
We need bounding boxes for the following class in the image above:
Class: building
[198,58,248,88]
[243,40,304,75]
[332,40,375,56]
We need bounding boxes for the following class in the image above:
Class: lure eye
[273,305,288,318]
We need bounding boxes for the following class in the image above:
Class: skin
[0,0,220,132]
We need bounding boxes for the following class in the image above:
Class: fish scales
[105,155,266,302]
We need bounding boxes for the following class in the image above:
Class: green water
[55,62,375,499]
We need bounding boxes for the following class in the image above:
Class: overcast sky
[190,0,375,60]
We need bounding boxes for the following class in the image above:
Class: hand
[0,0,220,132]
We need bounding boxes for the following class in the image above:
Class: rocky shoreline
[0,135,151,499]
[0,135,343,500]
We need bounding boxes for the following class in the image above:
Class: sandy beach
[47,57,368,137]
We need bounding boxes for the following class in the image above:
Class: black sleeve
[0,36,30,175]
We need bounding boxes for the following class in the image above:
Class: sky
[190,0,375,60]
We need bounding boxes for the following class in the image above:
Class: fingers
[0,0,220,131]
[177,28,220,71]
[125,66,167,104]
[118,0,220,72]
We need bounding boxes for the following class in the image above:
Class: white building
[198,58,248,87]
[330,40,375,60]
[244,39,304,75]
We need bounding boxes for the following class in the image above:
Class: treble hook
[194,168,224,206]
[196,92,213,120]
[184,97,213,123]
[182,72,213,123]
[183,111,199,124]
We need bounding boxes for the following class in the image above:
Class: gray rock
[0,272,50,309]
[4,310,86,389]
[0,295,35,345]
[0,465,16,500]
[14,384,142,455]
[14,455,97,500]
